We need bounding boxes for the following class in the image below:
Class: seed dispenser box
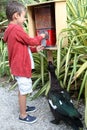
[34,4,56,47]
[27,0,67,49]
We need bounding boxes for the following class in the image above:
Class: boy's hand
[40,33,46,39]
[39,31,49,39]
[36,45,45,52]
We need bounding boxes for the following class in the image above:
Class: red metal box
[36,29,56,46]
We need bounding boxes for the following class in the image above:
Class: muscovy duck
[47,61,83,130]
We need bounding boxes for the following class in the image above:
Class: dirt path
[0,79,86,130]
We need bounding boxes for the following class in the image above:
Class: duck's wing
[60,90,72,102]
[48,92,81,118]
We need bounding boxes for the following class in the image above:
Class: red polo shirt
[3,23,43,77]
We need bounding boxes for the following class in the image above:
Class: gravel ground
[0,79,86,130]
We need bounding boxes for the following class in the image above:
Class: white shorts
[15,76,33,95]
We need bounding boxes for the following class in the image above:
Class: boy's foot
[19,115,37,124]
[26,106,36,112]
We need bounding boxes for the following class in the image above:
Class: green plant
[56,0,87,127]
[0,39,10,77]
[31,50,57,100]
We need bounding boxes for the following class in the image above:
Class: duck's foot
[50,119,60,125]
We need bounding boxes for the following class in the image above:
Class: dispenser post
[47,50,53,62]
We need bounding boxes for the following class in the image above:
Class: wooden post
[47,50,53,62]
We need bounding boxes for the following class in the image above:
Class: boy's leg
[16,77,37,123]
[18,91,27,118]
[18,90,37,123]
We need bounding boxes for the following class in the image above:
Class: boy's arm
[30,45,44,53]
[16,28,45,46]
[29,46,37,53]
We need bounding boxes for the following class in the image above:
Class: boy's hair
[6,0,26,21]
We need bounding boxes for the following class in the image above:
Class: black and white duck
[47,61,83,130]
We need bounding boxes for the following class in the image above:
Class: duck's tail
[64,117,83,130]
[70,117,83,130]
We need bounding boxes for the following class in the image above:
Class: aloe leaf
[0,19,8,25]
[67,68,74,92]
[41,55,44,86]
[85,79,87,127]
[9,82,17,91]
[45,81,50,96]
[72,61,87,82]
[78,71,87,100]
[57,37,61,77]
[67,0,77,18]
[38,51,47,60]
[32,77,41,90]
[31,84,47,100]
[64,44,71,86]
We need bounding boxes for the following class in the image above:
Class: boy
[3,1,46,124]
